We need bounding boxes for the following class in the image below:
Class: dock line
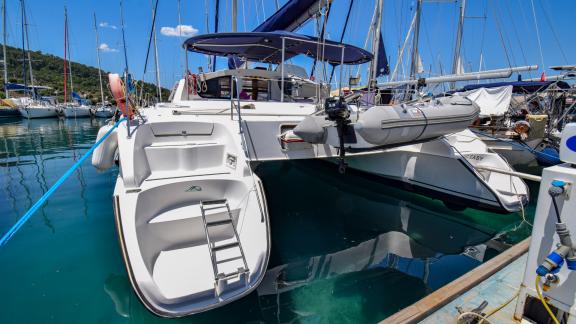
[0,118,126,247]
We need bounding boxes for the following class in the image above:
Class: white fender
[92,125,118,171]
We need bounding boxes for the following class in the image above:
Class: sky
[5,0,576,90]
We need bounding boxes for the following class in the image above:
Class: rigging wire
[538,0,569,65]
[329,0,354,84]
[503,0,531,72]
[138,0,160,104]
[529,0,545,73]
[489,0,513,69]
[241,0,247,31]
[477,0,487,76]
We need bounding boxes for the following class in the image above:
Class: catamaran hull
[102,120,271,317]
[19,107,59,118]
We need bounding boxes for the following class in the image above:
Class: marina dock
[383,238,530,323]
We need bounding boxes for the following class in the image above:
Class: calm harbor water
[0,117,535,323]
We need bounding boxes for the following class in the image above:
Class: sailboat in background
[60,7,92,118]
[0,0,20,117]
[93,12,115,118]
[16,0,59,119]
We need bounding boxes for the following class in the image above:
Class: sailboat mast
[20,0,26,88]
[212,0,219,71]
[450,0,466,88]
[23,1,33,89]
[63,7,67,104]
[2,0,8,98]
[66,9,74,96]
[409,0,422,81]
[93,13,105,104]
[177,0,184,76]
[151,1,161,101]
[232,0,237,32]
[370,0,384,82]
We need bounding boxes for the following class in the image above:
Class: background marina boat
[60,104,93,118]
[19,104,59,118]
[0,99,20,118]
[93,105,115,118]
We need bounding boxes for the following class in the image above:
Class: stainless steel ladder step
[200,199,250,293]
[213,241,240,252]
[206,219,233,227]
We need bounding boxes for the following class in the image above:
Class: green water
[0,118,535,323]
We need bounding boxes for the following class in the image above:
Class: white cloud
[160,25,198,37]
[99,22,117,30]
[99,43,118,53]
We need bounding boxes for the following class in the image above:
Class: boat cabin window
[195,76,270,101]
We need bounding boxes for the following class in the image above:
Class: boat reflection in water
[253,160,524,323]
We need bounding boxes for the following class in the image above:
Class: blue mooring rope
[0,118,126,247]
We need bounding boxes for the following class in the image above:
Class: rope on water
[0,118,126,247]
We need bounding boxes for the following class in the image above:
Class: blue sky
[6,0,575,89]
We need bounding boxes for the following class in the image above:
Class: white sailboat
[60,7,92,119]
[15,0,58,119]
[92,12,115,119]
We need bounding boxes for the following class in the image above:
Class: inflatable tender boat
[294,95,479,150]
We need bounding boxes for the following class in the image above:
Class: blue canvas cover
[253,0,322,32]
[461,80,570,93]
[184,31,372,65]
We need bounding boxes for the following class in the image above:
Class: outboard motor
[324,96,353,174]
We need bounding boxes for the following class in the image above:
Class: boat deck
[382,238,530,323]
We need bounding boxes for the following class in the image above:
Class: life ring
[513,120,530,136]
[109,73,135,119]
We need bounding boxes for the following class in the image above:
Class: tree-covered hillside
[1,45,169,102]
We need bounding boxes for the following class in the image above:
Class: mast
[20,0,26,88]
[177,0,184,76]
[151,1,161,101]
[22,0,33,89]
[63,7,67,103]
[93,13,105,104]
[66,8,74,98]
[370,0,384,82]
[232,0,237,32]
[2,0,7,98]
[450,0,466,89]
[205,0,211,71]
[212,0,220,71]
[409,0,422,80]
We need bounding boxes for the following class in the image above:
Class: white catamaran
[92,29,528,316]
